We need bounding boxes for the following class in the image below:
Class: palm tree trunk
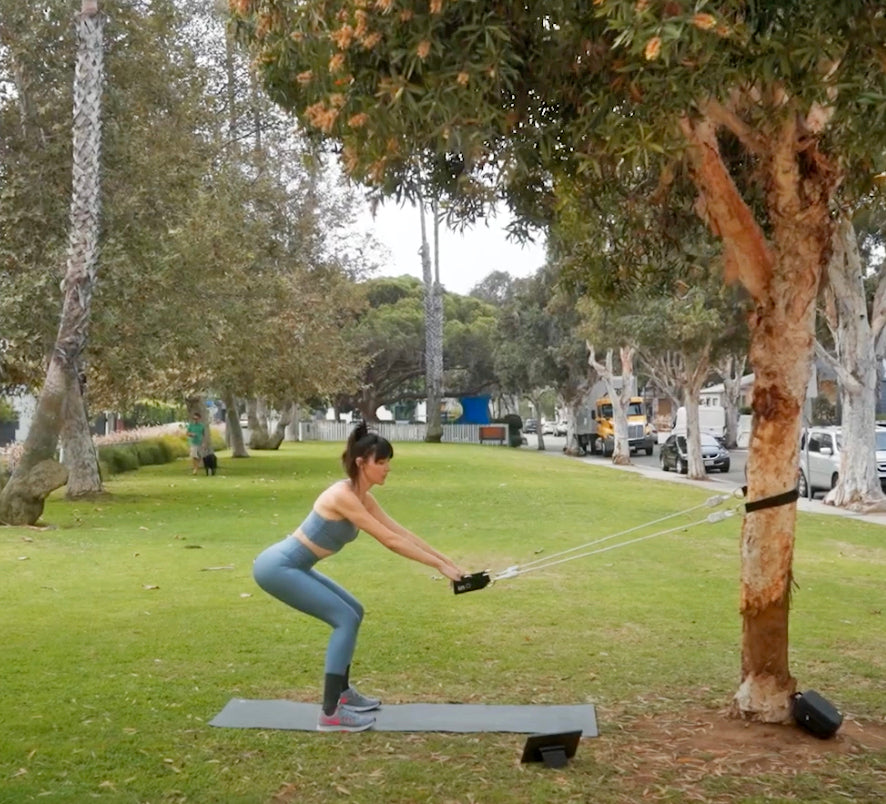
[62,365,103,498]
[419,198,443,442]
[0,1,104,525]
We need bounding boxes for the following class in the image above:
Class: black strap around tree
[741,486,800,513]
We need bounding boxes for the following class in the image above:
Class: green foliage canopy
[232,1,886,227]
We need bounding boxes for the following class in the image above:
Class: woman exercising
[252,422,467,732]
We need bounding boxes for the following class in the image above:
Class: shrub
[157,434,189,460]
[0,398,18,424]
[497,414,524,448]
[209,428,225,452]
[94,429,218,476]
[134,441,165,466]
[98,445,140,474]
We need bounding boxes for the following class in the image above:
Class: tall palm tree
[418,195,444,443]
[0,1,104,524]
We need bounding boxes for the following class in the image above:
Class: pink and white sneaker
[316,705,375,732]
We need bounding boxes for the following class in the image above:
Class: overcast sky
[356,202,548,296]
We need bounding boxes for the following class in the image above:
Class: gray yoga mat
[209,698,598,735]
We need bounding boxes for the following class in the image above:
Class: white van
[673,406,726,441]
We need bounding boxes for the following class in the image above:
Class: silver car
[798,426,886,498]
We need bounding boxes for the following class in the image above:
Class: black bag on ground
[791,690,843,739]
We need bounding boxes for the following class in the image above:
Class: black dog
[202,451,218,476]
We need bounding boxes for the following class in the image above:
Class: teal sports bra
[298,509,358,553]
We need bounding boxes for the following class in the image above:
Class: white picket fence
[297,420,492,445]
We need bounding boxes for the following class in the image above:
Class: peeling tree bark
[682,110,836,722]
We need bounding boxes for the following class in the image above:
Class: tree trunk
[562,380,595,457]
[682,112,836,721]
[62,366,103,498]
[223,391,248,457]
[716,354,746,450]
[420,198,444,443]
[356,386,381,422]
[819,216,886,511]
[682,344,712,480]
[247,397,274,449]
[682,395,704,478]
[0,2,103,525]
[736,249,817,722]
[528,391,546,450]
[266,401,293,450]
[589,346,635,465]
[430,211,445,438]
[0,361,71,524]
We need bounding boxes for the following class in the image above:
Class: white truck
[673,405,726,443]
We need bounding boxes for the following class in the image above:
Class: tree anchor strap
[742,486,800,513]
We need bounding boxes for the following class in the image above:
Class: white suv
[798,426,886,498]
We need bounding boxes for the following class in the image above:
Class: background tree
[586,342,638,465]
[633,284,747,478]
[712,352,749,450]
[469,270,520,308]
[815,215,886,510]
[418,196,444,442]
[0,0,104,524]
[492,269,565,451]
[0,0,376,471]
[332,275,496,421]
[551,155,744,469]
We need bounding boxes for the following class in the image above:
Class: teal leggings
[253,537,364,675]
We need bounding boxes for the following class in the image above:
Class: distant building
[699,374,755,409]
[700,362,840,421]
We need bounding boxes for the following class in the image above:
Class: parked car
[798,425,886,498]
[523,418,538,434]
[554,421,568,436]
[660,432,731,474]
[542,420,555,435]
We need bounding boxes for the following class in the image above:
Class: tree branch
[702,97,767,156]
[679,115,774,303]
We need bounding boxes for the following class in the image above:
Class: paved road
[525,433,748,487]
[523,432,886,526]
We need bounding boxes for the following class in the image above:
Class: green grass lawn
[1,442,884,803]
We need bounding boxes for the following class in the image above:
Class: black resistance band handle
[453,571,491,595]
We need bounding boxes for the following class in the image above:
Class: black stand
[520,730,582,768]
[538,744,569,769]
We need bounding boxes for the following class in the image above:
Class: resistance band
[454,491,745,595]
